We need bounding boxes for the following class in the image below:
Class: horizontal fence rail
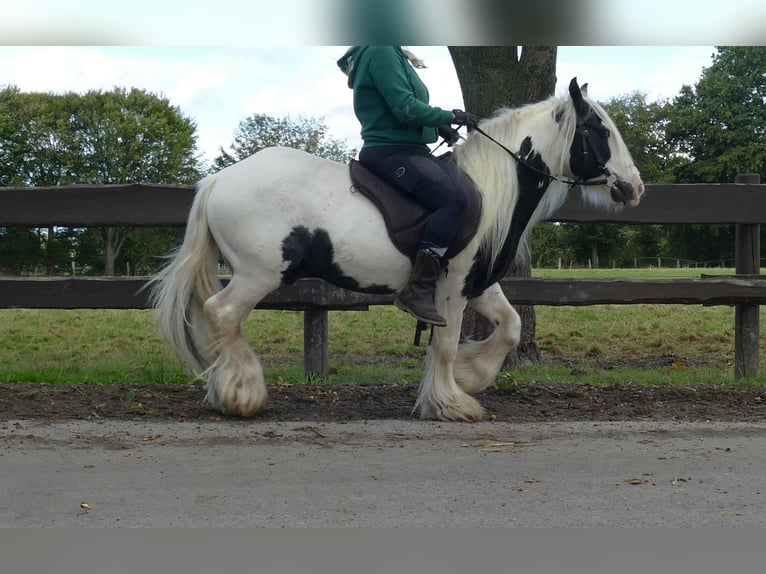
[3,276,766,310]
[1,176,764,378]
[0,184,194,227]
[3,181,766,227]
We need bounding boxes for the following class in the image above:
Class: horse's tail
[149,176,221,373]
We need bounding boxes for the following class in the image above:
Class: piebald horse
[150,78,644,421]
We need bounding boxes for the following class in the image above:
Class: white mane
[454,95,579,269]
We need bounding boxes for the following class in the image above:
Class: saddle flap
[350,160,430,243]
[349,155,482,261]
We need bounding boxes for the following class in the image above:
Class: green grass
[2,267,765,387]
[524,267,765,386]
[0,306,424,386]
[533,266,737,279]
[2,308,188,385]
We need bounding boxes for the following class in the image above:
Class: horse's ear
[568,77,590,117]
[568,77,580,100]
[580,83,589,96]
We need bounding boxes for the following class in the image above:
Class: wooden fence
[1,174,764,378]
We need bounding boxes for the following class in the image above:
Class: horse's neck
[494,107,564,169]
[457,103,567,194]
[455,102,571,269]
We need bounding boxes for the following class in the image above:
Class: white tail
[149,177,221,374]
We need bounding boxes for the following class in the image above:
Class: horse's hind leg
[202,274,277,417]
[454,282,521,395]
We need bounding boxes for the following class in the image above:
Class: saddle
[349,153,483,261]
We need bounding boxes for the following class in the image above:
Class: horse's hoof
[206,384,268,417]
[418,394,485,422]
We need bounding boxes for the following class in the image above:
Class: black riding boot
[395,249,447,327]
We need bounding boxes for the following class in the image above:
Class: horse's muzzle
[610,180,635,206]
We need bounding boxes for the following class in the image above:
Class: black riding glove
[438,124,461,146]
[451,109,480,130]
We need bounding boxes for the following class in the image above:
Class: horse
[149,78,644,421]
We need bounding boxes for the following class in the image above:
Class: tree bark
[46,226,55,276]
[103,227,128,276]
[448,46,557,366]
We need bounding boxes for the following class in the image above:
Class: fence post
[734,173,761,378]
[303,309,329,378]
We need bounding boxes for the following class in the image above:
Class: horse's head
[567,78,644,208]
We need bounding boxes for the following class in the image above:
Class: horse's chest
[463,137,551,298]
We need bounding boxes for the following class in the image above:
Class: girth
[349,152,483,262]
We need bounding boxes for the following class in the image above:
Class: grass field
[2,267,764,387]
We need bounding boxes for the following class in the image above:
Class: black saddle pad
[349,153,483,261]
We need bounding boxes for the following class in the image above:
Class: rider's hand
[451,109,479,131]
[438,124,461,146]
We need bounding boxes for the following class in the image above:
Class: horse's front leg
[414,280,486,422]
[454,282,521,394]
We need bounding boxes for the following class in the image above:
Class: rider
[337,45,479,327]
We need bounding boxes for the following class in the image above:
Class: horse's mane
[454,94,580,269]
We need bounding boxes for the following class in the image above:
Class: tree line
[1,46,765,275]
[0,86,354,275]
[532,46,766,269]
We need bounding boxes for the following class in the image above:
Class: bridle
[466,111,634,205]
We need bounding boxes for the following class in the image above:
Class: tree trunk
[103,227,128,276]
[104,228,116,276]
[448,46,557,366]
[46,226,55,276]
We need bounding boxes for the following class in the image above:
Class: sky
[1,0,760,165]
[0,45,718,164]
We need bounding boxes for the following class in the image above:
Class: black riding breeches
[358,145,467,253]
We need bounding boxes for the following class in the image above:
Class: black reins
[470,124,612,189]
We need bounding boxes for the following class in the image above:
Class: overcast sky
[2,0,758,164]
[0,45,718,163]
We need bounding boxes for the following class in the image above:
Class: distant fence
[1,174,764,379]
[551,257,766,270]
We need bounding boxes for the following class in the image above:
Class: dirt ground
[2,377,765,423]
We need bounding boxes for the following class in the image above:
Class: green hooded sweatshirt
[337,46,454,148]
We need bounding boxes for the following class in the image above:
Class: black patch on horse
[281,226,393,294]
[462,136,551,299]
[570,106,612,181]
